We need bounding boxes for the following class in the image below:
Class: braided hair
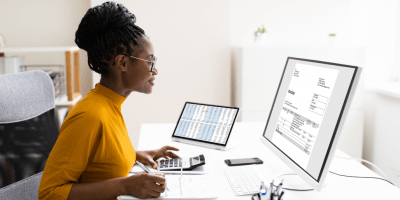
[75,1,145,76]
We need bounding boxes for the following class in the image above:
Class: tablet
[171,102,239,150]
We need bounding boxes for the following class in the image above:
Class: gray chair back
[0,70,55,123]
[0,172,42,200]
[0,70,59,199]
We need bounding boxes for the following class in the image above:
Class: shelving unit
[0,46,82,113]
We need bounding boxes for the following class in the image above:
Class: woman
[38,2,179,199]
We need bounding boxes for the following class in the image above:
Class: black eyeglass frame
[112,54,157,72]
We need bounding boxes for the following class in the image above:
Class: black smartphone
[224,157,263,166]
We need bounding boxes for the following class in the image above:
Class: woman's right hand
[122,173,166,199]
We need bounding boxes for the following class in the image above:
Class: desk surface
[137,122,400,200]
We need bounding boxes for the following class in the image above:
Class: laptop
[171,102,239,150]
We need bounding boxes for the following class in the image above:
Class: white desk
[137,122,400,200]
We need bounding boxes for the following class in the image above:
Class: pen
[266,181,271,200]
[278,191,284,200]
[259,181,267,200]
[135,161,170,192]
[277,179,283,195]
[270,180,274,200]
[260,181,265,191]
[273,189,279,200]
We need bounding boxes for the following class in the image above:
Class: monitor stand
[271,171,321,191]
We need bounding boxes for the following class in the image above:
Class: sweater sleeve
[38,110,103,200]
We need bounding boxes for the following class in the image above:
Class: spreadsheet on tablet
[173,103,238,145]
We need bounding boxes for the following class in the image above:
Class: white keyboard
[224,165,263,195]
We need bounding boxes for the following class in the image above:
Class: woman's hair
[75,1,145,75]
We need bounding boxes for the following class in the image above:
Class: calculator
[158,154,205,171]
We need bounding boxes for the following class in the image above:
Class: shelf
[0,46,79,53]
[1,46,82,113]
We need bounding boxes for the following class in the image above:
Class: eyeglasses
[125,54,157,72]
[112,54,157,72]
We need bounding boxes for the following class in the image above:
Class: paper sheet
[118,175,217,199]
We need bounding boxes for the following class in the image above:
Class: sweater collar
[92,83,126,106]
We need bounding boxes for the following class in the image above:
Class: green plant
[255,25,266,34]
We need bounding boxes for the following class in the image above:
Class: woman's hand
[123,173,166,199]
[136,146,180,169]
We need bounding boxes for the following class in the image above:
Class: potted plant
[254,25,267,46]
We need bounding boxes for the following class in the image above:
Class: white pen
[259,181,267,200]
[277,179,283,195]
[136,161,170,192]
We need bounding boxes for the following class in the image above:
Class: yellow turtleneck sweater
[39,84,136,200]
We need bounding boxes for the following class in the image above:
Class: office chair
[0,70,59,199]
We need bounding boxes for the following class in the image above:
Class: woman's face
[123,37,157,94]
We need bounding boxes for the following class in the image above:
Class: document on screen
[271,63,339,169]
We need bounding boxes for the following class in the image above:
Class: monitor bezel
[260,57,360,191]
[171,102,240,147]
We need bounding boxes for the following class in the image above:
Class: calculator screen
[192,156,200,165]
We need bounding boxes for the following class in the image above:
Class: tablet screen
[172,102,239,146]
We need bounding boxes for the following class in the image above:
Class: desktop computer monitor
[260,57,361,191]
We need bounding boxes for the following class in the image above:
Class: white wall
[91,0,231,149]
[364,92,400,187]
[230,0,352,47]
[0,0,92,97]
[230,0,397,84]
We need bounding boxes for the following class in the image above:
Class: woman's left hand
[136,146,180,169]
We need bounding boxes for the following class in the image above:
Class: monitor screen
[172,102,239,146]
[262,57,358,183]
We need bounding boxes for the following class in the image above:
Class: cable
[271,157,396,192]
[271,183,314,191]
[272,174,314,191]
[334,155,390,181]
[328,171,395,186]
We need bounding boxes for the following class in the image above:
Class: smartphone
[224,157,263,166]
